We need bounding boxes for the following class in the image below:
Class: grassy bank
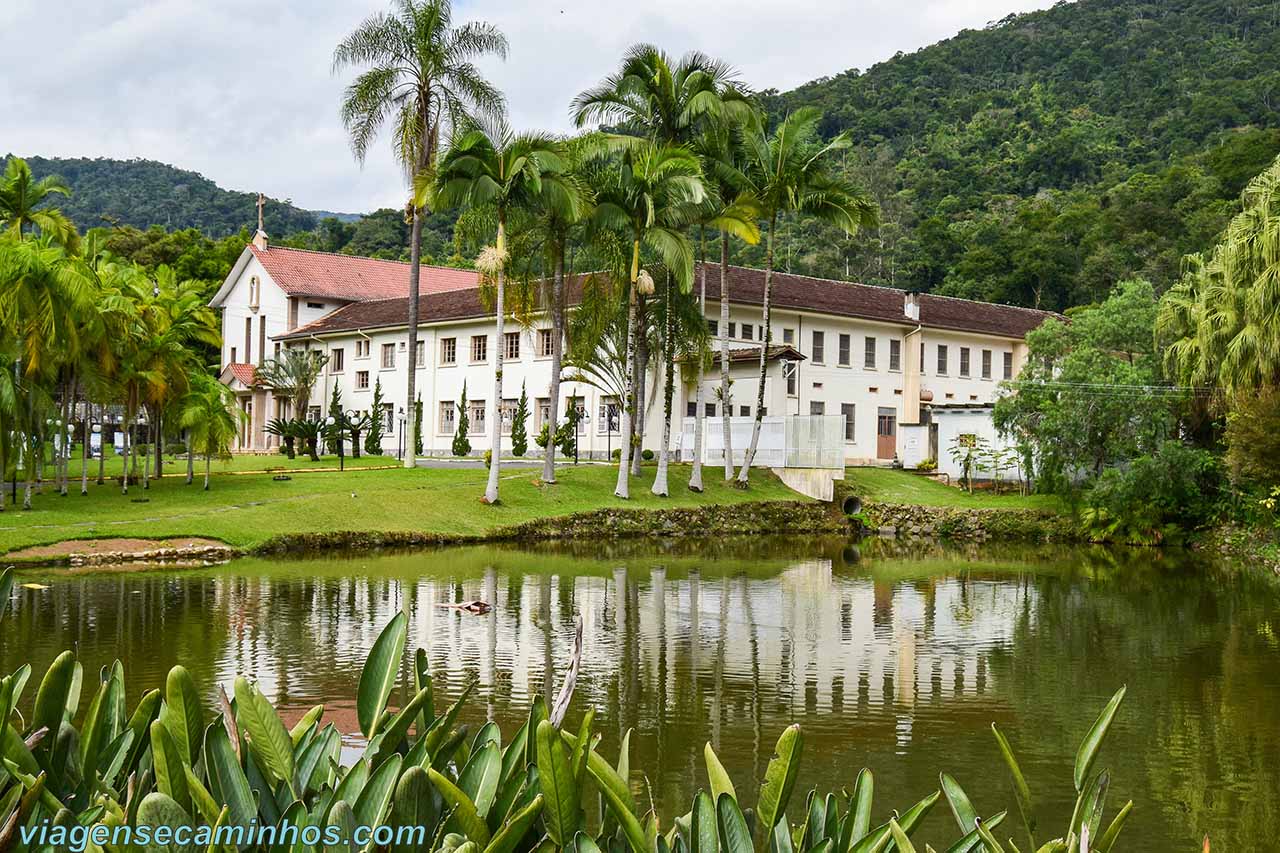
[0,459,808,555]
[844,467,1060,510]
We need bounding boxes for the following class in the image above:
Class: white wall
[933,408,1021,482]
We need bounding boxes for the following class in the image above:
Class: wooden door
[876,407,896,459]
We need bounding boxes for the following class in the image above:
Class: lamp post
[397,407,406,462]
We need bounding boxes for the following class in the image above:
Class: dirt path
[4,537,227,561]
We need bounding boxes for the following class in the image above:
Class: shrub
[165,441,188,456]
[1082,440,1224,544]
[484,448,493,468]
[1225,388,1280,490]
[0,603,1135,853]
[612,448,622,460]
[915,457,937,471]
[641,448,655,461]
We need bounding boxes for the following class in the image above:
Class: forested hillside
[5,156,320,236]
[753,0,1280,308]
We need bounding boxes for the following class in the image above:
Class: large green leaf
[1073,686,1125,793]
[990,724,1035,849]
[31,651,75,753]
[715,793,754,853]
[79,666,123,786]
[1095,800,1132,853]
[391,766,440,853]
[691,791,718,853]
[850,769,874,846]
[704,742,736,802]
[372,685,433,766]
[756,724,803,840]
[939,774,979,837]
[428,766,492,847]
[887,820,916,853]
[357,612,408,739]
[234,676,295,794]
[536,719,581,845]
[150,719,192,815]
[136,791,198,853]
[325,800,357,853]
[204,720,257,828]
[483,793,543,853]
[354,754,403,840]
[941,810,1007,853]
[851,791,940,853]
[457,739,502,818]
[163,665,204,767]
[586,748,648,853]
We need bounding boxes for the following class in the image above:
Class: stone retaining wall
[858,501,1075,542]
[67,545,239,567]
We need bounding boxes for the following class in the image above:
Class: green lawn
[43,446,396,479]
[843,467,1060,510]
[0,461,807,554]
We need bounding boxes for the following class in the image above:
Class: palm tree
[257,348,329,421]
[334,0,507,469]
[431,122,578,503]
[733,108,879,485]
[650,272,715,496]
[265,417,299,459]
[574,45,751,480]
[0,158,79,249]
[180,377,243,490]
[1158,154,1280,396]
[588,138,705,498]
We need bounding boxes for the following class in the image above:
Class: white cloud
[2,0,1063,215]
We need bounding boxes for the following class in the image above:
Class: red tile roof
[224,363,258,387]
[251,244,479,302]
[705,264,1057,338]
[276,264,1057,341]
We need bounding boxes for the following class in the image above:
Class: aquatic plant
[0,610,1134,852]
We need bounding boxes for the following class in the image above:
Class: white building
[210,231,1054,466]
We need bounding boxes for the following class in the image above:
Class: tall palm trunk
[403,123,432,471]
[631,302,648,478]
[80,399,89,496]
[204,453,211,490]
[737,218,776,484]
[154,411,163,479]
[689,263,706,492]
[185,428,195,485]
[142,419,151,490]
[121,410,131,495]
[0,445,6,512]
[652,276,675,497]
[542,248,566,483]
[718,236,733,480]
[96,404,107,485]
[615,240,642,499]
[22,441,34,510]
[484,219,507,504]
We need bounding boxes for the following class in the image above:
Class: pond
[4,537,1279,850]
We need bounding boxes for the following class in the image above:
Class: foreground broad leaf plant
[0,608,1141,852]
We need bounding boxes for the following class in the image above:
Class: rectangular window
[598,397,620,434]
[258,317,266,366]
[504,331,520,361]
[841,403,856,442]
[812,331,825,363]
[471,335,488,363]
[728,321,737,339]
[469,399,486,434]
[981,349,992,379]
[355,340,370,359]
[383,403,395,432]
[381,343,395,369]
[308,405,322,422]
[500,398,517,434]
[707,319,719,336]
[936,345,948,375]
[889,339,901,372]
[864,336,877,369]
[784,361,798,396]
[838,334,851,366]
[809,400,826,416]
[735,405,747,417]
[742,324,753,341]
[244,317,252,363]
[330,348,344,373]
[439,401,455,434]
[960,347,971,377]
[538,329,554,357]
[1003,351,1014,380]
[440,337,457,364]
[686,401,697,418]
[535,398,551,431]
[230,346,237,364]
[782,328,795,345]
[355,370,369,390]
[306,301,324,310]
[705,402,716,417]
[415,341,425,367]
[274,342,281,359]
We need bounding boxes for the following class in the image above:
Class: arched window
[249,276,260,309]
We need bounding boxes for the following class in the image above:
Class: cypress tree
[511,382,529,457]
[453,382,472,457]
[365,379,385,455]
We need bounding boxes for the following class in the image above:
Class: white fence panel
[679,415,844,470]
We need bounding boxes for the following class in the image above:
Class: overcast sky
[4,0,1063,215]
